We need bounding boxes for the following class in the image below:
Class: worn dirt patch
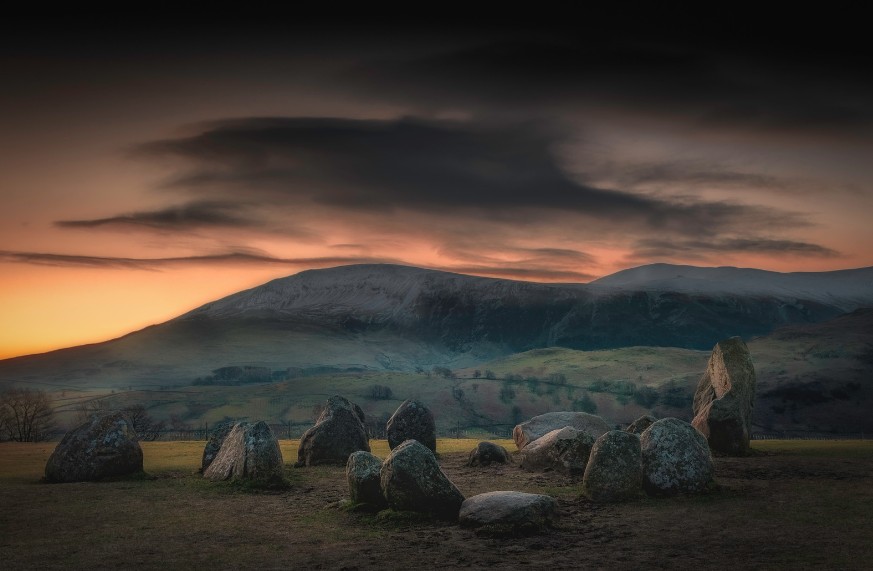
[2,441,872,569]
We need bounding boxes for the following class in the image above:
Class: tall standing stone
[386,399,436,452]
[297,395,370,466]
[45,412,144,483]
[691,337,757,455]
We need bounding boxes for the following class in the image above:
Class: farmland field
[2,439,872,569]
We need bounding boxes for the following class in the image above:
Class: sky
[2,16,872,359]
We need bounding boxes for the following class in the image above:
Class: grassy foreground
[0,438,514,481]
[1,439,872,570]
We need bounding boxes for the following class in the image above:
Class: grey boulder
[519,426,595,475]
[626,414,657,435]
[203,421,284,484]
[513,411,610,450]
[297,395,370,466]
[641,418,714,496]
[582,430,642,502]
[386,399,436,452]
[45,412,144,483]
[380,440,465,520]
[200,419,235,472]
[346,451,386,508]
[468,441,512,467]
[459,491,558,532]
[692,337,757,455]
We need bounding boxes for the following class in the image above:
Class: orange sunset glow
[2,22,872,360]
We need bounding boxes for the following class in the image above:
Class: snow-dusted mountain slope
[590,264,873,311]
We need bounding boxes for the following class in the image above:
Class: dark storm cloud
[0,251,402,270]
[337,35,873,137]
[55,201,257,230]
[132,116,801,236]
[634,238,839,258]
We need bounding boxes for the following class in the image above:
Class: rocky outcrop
[459,491,557,532]
[640,418,713,496]
[467,441,512,467]
[519,426,595,475]
[513,411,610,450]
[582,431,642,502]
[380,440,465,519]
[692,337,757,455]
[346,451,386,508]
[386,400,436,452]
[626,415,657,435]
[200,420,235,472]
[203,421,284,484]
[45,412,143,483]
[297,395,370,466]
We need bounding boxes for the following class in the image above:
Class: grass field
[1,439,872,569]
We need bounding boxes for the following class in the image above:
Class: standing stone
[626,415,657,435]
[200,420,235,473]
[459,491,558,532]
[346,451,386,508]
[380,440,465,520]
[692,337,757,455]
[468,441,512,467]
[640,418,713,496]
[386,399,436,452]
[45,412,143,483]
[297,395,370,466]
[203,421,284,484]
[582,430,642,502]
[513,411,610,450]
[519,426,595,475]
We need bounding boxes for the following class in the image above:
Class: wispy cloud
[55,201,257,231]
[633,238,840,258]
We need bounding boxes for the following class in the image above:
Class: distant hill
[1,263,870,392]
[591,263,873,311]
[32,308,872,437]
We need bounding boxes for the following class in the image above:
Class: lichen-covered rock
[519,426,595,475]
[380,440,465,519]
[513,411,610,450]
[386,399,436,452]
[346,451,386,508]
[468,441,512,467]
[297,395,370,466]
[45,412,143,483]
[459,491,557,532]
[582,430,642,502]
[200,420,235,472]
[692,337,757,455]
[203,421,284,483]
[626,415,657,435]
[641,418,713,496]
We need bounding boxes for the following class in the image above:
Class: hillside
[2,263,868,392]
[34,309,873,437]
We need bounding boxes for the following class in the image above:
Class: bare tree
[0,388,57,442]
[75,398,110,424]
[121,405,166,441]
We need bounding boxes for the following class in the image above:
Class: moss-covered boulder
[45,412,143,483]
[582,430,642,502]
[641,418,713,496]
[380,440,464,520]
